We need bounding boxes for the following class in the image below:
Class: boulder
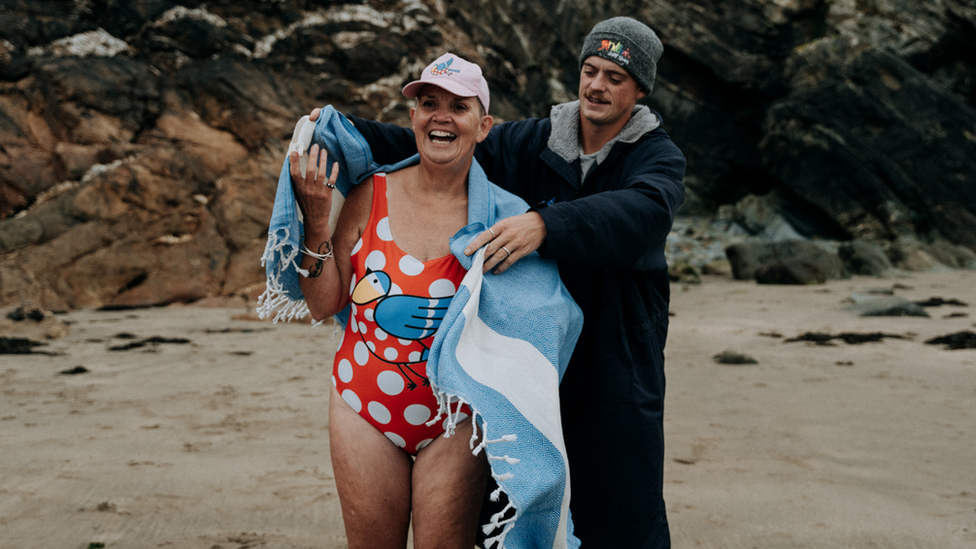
[725,239,846,283]
[717,193,806,241]
[845,294,930,317]
[838,240,896,276]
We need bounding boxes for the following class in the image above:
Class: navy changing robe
[350,102,685,548]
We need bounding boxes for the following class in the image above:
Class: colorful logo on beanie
[431,57,461,76]
[598,40,631,65]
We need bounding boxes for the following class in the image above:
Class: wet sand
[1,271,974,548]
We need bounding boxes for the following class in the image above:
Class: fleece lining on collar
[547,100,661,165]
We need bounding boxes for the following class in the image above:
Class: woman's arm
[292,145,370,321]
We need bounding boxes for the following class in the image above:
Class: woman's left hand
[464,212,547,274]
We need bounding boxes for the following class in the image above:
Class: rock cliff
[2,0,974,309]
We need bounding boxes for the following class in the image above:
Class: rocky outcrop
[1,0,975,308]
[761,38,976,248]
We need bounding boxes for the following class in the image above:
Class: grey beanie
[579,16,663,94]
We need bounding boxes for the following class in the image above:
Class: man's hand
[464,212,547,274]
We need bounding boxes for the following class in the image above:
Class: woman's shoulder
[338,174,375,228]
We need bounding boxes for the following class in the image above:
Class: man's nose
[589,72,609,90]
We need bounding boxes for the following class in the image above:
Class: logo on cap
[598,40,631,66]
[431,57,461,76]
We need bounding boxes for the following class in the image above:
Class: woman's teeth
[430,130,457,143]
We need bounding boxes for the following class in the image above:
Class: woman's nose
[431,107,452,121]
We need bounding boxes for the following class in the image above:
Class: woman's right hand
[290,143,338,231]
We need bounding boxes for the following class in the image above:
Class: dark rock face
[761,39,976,248]
[1,0,975,309]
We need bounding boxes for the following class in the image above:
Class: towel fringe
[482,501,518,549]
[489,454,521,465]
[429,387,521,549]
[257,227,312,324]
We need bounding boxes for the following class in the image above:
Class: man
[316,16,685,547]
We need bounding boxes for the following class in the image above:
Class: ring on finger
[500,245,512,258]
[325,183,336,189]
[487,227,496,239]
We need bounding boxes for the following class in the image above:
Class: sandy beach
[2,271,974,549]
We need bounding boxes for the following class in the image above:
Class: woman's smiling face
[411,84,492,167]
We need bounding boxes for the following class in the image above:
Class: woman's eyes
[421,101,469,112]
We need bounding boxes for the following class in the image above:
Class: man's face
[578,56,646,128]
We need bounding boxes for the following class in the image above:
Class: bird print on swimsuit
[350,269,451,390]
[332,173,469,455]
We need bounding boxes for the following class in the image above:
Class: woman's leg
[329,386,413,549]
[411,419,490,549]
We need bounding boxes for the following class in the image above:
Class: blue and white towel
[258,106,583,549]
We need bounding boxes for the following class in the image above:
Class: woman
[290,53,494,549]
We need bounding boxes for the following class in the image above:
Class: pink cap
[402,53,490,114]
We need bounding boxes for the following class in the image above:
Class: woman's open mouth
[430,130,457,144]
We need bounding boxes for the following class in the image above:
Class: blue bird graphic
[431,57,460,75]
[351,269,453,389]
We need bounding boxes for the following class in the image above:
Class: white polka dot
[374,327,388,341]
[351,319,359,333]
[349,274,357,294]
[357,321,366,334]
[376,217,393,241]
[367,341,376,352]
[429,279,456,298]
[354,341,369,365]
[337,359,353,383]
[398,339,412,346]
[331,375,336,387]
[364,308,374,322]
[365,250,386,271]
[377,371,404,395]
[409,351,422,362]
[389,283,403,296]
[342,389,362,412]
[404,404,431,426]
[399,255,424,276]
[368,401,392,424]
[385,432,406,448]
[383,347,399,361]
[351,238,363,255]
[416,439,433,452]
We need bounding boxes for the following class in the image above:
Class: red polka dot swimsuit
[332,173,469,455]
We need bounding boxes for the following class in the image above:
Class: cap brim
[402,79,478,100]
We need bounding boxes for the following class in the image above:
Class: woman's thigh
[329,386,413,549]
[411,419,490,549]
